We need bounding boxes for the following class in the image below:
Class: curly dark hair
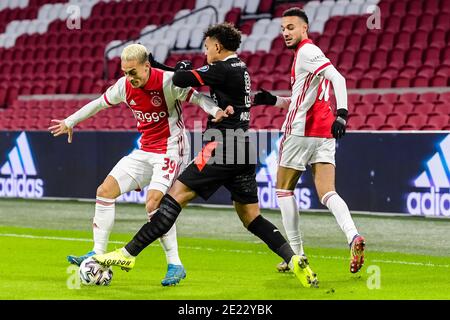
[282,7,309,24]
[203,22,242,51]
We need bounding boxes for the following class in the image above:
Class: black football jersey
[191,55,252,132]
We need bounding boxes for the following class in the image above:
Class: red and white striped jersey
[103,68,196,155]
[281,39,335,138]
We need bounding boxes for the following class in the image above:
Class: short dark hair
[203,22,242,51]
[282,7,309,24]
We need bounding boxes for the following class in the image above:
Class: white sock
[276,189,304,256]
[159,224,182,265]
[321,191,359,244]
[121,247,134,258]
[93,196,115,254]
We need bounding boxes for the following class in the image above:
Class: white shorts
[278,134,335,171]
[109,149,189,195]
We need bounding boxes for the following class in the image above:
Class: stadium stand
[0,0,448,131]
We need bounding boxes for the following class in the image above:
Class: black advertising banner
[0,130,449,217]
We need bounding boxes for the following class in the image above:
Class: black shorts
[178,161,259,204]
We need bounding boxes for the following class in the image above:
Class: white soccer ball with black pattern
[78,257,113,286]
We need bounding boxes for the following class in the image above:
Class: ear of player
[332,108,348,140]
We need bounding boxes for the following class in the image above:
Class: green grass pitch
[0,199,449,300]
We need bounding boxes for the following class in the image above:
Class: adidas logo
[0,132,44,198]
[407,134,450,217]
[163,174,170,180]
[130,99,137,106]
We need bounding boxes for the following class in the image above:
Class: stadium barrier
[0,130,449,218]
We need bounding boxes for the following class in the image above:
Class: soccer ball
[78,257,113,286]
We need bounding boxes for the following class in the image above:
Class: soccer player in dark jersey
[93,23,318,288]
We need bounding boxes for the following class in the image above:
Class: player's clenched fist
[253,88,277,106]
[331,109,348,139]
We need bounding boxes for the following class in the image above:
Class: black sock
[125,194,182,256]
[247,215,295,263]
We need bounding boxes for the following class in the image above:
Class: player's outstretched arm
[253,88,290,108]
[48,119,73,143]
[149,52,193,72]
[148,53,175,71]
[48,96,109,143]
[323,66,348,139]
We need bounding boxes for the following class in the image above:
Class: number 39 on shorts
[162,158,177,174]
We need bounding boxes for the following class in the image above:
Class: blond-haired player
[49,43,230,286]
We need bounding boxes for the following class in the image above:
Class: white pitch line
[1,233,449,268]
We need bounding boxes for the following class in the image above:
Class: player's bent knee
[145,201,158,214]
[96,184,114,199]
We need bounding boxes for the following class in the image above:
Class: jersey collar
[143,68,160,90]
[222,54,238,61]
[295,38,313,55]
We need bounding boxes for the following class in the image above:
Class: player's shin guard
[125,194,181,257]
[93,196,116,254]
[247,215,295,263]
[321,191,358,244]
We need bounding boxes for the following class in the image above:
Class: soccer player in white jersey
[49,44,230,286]
[254,8,365,274]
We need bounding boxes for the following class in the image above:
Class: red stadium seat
[394,31,411,51]
[430,76,448,87]
[375,76,392,88]
[386,113,407,128]
[401,15,418,33]
[438,92,450,103]
[413,103,435,115]
[272,115,285,129]
[416,66,435,78]
[378,32,395,51]
[424,0,440,14]
[398,93,419,105]
[423,48,441,68]
[373,103,394,115]
[393,104,414,114]
[419,92,439,103]
[393,76,410,88]
[365,114,386,129]
[258,0,273,13]
[276,52,293,73]
[371,50,388,70]
[406,113,427,128]
[433,104,450,115]
[427,114,449,129]
[378,93,398,105]
[418,14,435,32]
[376,124,395,130]
[347,114,365,130]
[251,114,271,130]
[385,16,401,33]
[407,0,423,15]
[411,76,429,87]
[274,79,290,90]
[398,124,415,130]
[345,34,362,52]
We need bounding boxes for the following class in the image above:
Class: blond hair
[121,43,148,64]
